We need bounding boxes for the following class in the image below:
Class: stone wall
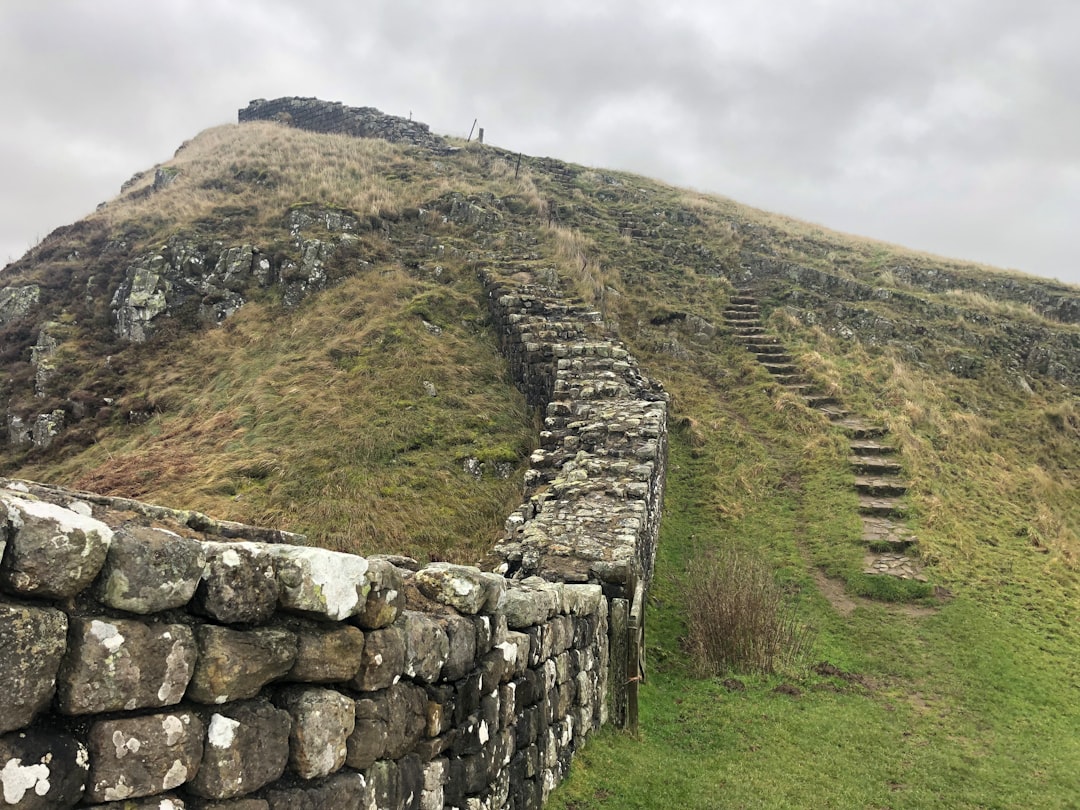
[0,482,607,809]
[0,267,670,809]
[239,98,453,153]
[479,270,669,598]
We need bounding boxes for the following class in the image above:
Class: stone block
[349,622,404,692]
[402,611,449,683]
[263,772,370,810]
[344,696,386,771]
[276,687,354,779]
[57,618,196,715]
[83,797,187,809]
[345,682,426,770]
[439,613,476,682]
[0,730,89,809]
[0,493,113,598]
[284,620,365,683]
[85,711,204,802]
[187,626,297,705]
[98,526,205,613]
[0,602,68,733]
[353,558,405,630]
[194,542,278,624]
[413,563,504,614]
[269,546,369,621]
[188,700,290,800]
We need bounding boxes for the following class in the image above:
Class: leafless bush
[684,546,814,675]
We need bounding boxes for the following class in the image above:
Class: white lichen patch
[1,758,51,803]
[220,549,242,567]
[90,620,125,653]
[3,493,114,546]
[207,714,240,748]
[161,715,185,746]
[158,639,191,704]
[67,499,93,517]
[111,730,140,758]
[273,546,369,620]
[162,758,187,789]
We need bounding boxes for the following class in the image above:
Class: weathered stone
[350,622,405,692]
[0,492,113,598]
[344,681,427,771]
[188,700,290,800]
[275,687,354,779]
[284,620,365,683]
[263,772,370,810]
[85,712,204,802]
[112,254,172,342]
[83,796,188,809]
[187,625,296,705]
[0,602,67,733]
[270,546,369,621]
[194,542,278,624]
[440,613,477,682]
[502,582,558,629]
[352,558,405,630]
[0,730,88,809]
[57,618,196,715]
[98,526,206,613]
[30,411,65,450]
[0,286,40,328]
[413,563,505,614]
[561,583,605,615]
[402,611,449,683]
[345,696,386,771]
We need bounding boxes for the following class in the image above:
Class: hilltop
[1,98,1078,806]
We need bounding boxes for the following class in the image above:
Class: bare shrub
[684,546,814,675]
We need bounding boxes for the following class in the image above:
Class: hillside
[2,98,1079,807]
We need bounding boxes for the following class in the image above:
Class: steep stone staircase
[723,292,926,582]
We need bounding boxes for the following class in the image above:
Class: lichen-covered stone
[502,581,560,629]
[187,625,296,705]
[352,558,405,630]
[263,772,370,810]
[85,712,204,802]
[284,620,365,683]
[0,285,40,327]
[0,492,113,598]
[82,796,187,809]
[194,542,278,624]
[57,619,196,715]
[275,687,354,779]
[188,700,290,800]
[349,622,405,692]
[0,730,88,809]
[401,611,449,683]
[0,603,68,733]
[269,546,369,621]
[98,526,205,614]
[413,563,505,615]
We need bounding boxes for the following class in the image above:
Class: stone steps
[858,495,907,517]
[850,456,903,475]
[723,290,926,585]
[861,516,917,550]
[854,476,908,497]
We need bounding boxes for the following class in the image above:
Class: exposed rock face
[0,285,40,327]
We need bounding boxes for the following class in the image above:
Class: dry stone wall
[239,98,453,153]
[0,482,607,809]
[0,265,668,809]
[479,270,668,597]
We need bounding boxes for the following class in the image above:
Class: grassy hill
[2,114,1078,806]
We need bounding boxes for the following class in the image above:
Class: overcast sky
[2,1,1078,286]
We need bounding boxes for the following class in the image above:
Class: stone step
[849,440,896,456]
[723,314,760,323]
[863,552,927,581]
[858,495,907,517]
[854,476,908,497]
[756,354,794,366]
[861,516,917,550]
[785,383,816,394]
[725,302,759,311]
[738,334,779,345]
[850,456,903,475]
[816,405,850,419]
[731,326,766,335]
[730,295,757,305]
[833,418,888,439]
[804,395,840,408]
[749,344,788,356]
